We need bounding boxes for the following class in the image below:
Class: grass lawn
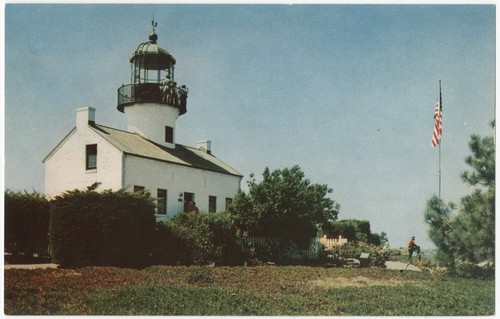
[4,265,495,316]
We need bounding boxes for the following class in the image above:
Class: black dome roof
[129,32,176,70]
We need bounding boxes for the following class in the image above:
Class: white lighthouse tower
[117,21,188,148]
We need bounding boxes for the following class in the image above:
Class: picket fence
[319,235,349,250]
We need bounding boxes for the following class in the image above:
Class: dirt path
[4,262,420,271]
[385,261,421,271]
[312,275,404,289]
[4,264,59,270]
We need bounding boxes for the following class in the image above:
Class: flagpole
[439,131,441,199]
[438,80,442,199]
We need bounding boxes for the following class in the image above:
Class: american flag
[431,97,442,147]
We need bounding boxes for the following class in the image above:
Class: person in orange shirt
[407,236,419,263]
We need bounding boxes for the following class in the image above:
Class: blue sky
[4,4,496,249]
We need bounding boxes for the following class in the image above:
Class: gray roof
[90,124,242,177]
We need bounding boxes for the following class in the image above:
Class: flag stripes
[431,97,442,147]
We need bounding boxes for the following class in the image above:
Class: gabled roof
[89,124,242,177]
[42,128,77,163]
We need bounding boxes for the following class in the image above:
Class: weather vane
[151,14,157,32]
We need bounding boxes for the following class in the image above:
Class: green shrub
[151,212,212,265]
[152,212,245,265]
[151,221,183,265]
[4,190,50,260]
[205,212,245,265]
[50,189,156,268]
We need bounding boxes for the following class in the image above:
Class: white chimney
[76,106,95,129]
[196,139,212,154]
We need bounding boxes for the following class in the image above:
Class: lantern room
[117,25,188,115]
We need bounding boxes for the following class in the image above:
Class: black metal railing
[117,83,187,114]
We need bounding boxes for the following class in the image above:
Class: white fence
[319,236,348,250]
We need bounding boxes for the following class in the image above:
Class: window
[157,189,167,215]
[133,185,145,193]
[86,144,97,170]
[165,126,174,144]
[209,196,216,213]
[225,198,233,211]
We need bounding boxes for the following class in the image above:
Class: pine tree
[424,196,455,267]
[452,131,495,263]
[424,122,495,274]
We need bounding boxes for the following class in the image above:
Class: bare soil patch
[311,275,405,290]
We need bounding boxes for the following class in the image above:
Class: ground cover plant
[4,265,494,316]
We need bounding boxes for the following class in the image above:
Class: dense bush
[151,212,245,266]
[229,166,339,243]
[205,212,246,264]
[4,190,51,260]
[153,211,326,266]
[151,221,183,265]
[50,189,156,268]
[151,213,211,265]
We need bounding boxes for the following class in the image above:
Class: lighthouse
[117,21,188,149]
[44,21,242,214]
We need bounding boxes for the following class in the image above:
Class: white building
[43,25,242,218]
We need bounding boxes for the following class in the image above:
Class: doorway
[184,192,195,212]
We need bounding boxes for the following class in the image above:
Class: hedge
[4,190,51,260]
[50,189,156,268]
